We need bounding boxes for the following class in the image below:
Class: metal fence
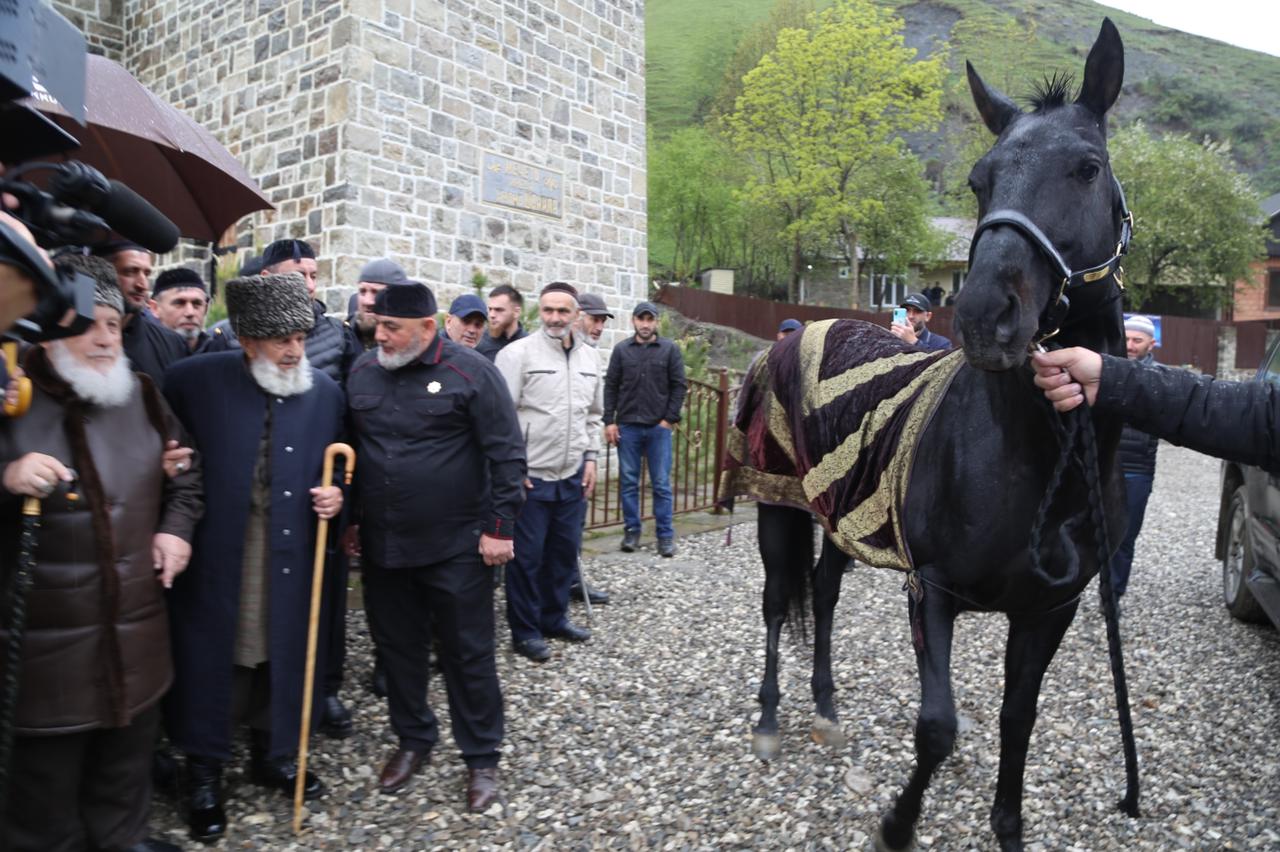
[586,369,740,530]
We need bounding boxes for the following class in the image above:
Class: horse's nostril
[994,296,1020,345]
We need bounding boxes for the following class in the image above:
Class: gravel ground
[151,443,1280,850]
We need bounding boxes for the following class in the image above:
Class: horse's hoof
[751,732,781,761]
[810,716,847,748]
[872,826,914,852]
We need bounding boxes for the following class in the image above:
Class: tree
[1108,122,1267,310]
[727,0,946,305]
[706,0,816,124]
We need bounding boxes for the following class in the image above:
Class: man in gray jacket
[496,282,603,662]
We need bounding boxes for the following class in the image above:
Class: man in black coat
[86,243,189,382]
[162,272,345,842]
[1109,315,1160,605]
[346,282,525,813]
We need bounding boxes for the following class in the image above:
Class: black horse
[743,19,1138,852]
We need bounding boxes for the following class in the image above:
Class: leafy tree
[648,127,741,281]
[706,0,816,125]
[727,0,946,305]
[1108,122,1267,310]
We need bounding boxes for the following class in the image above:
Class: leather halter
[967,175,1133,347]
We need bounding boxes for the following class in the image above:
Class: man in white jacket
[495,282,604,662]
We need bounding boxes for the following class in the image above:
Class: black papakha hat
[540,281,579,300]
[226,273,315,339]
[373,282,438,318]
[261,238,316,268]
[152,267,207,297]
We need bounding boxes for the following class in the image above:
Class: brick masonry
[50,0,648,329]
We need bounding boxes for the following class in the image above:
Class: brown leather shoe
[466,766,500,812]
[377,748,428,794]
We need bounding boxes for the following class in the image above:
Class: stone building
[49,0,648,323]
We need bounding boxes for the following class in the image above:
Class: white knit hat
[1124,314,1155,337]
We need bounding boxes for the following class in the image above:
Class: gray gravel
[150,443,1280,850]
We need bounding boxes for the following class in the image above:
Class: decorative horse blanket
[719,319,964,571]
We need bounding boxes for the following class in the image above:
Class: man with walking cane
[0,262,203,852]
[161,272,346,842]
[346,282,525,812]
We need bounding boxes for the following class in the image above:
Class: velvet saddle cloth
[719,319,963,571]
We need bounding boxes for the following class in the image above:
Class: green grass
[646,0,1280,191]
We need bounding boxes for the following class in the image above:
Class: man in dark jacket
[88,243,190,382]
[205,239,356,386]
[1110,315,1160,604]
[0,268,203,852]
[475,283,527,361]
[346,282,524,812]
[1033,346,1280,474]
[604,301,687,556]
[890,293,951,351]
[148,267,211,352]
[162,273,345,842]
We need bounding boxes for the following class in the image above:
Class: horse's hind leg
[810,534,847,748]
[878,587,957,852]
[989,602,1079,852]
[752,504,814,761]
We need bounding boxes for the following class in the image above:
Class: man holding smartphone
[890,293,951,351]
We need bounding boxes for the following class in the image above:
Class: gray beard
[249,352,314,397]
[47,342,137,408]
[376,332,426,370]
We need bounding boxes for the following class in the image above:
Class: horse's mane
[1027,73,1076,112]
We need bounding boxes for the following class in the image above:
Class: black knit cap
[540,281,579,300]
[373,283,437,318]
[261,238,316,268]
[152,267,207,297]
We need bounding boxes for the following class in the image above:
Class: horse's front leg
[810,535,847,748]
[878,581,957,852]
[990,600,1079,852]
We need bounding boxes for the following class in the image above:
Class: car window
[1264,343,1280,387]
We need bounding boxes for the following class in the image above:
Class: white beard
[376,332,426,371]
[249,352,314,397]
[47,341,137,408]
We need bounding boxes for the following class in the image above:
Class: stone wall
[55,0,648,324]
[50,0,123,61]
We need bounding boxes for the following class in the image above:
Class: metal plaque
[481,151,563,219]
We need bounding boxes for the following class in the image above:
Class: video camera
[0,0,179,343]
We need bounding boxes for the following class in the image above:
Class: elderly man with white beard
[0,259,203,852]
[160,272,346,843]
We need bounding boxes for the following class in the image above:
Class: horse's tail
[1078,408,1141,817]
[757,502,815,642]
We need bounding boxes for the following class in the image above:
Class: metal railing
[586,369,741,530]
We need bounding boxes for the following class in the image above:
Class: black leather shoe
[185,756,226,843]
[249,748,325,800]
[569,582,610,605]
[513,637,551,662]
[621,528,640,552]
[546,622,591,642]
[658,538,676,558]
[318,693,353,738]
[115,839,182,852]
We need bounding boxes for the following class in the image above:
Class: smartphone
[892,307,908,327]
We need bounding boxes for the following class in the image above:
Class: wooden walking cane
[293,442,355,834]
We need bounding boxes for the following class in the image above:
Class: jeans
[507,465,588,642]
[1110,472,1153,598]
[618,423,674,539]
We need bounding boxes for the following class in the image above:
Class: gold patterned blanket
[719,319,964,571]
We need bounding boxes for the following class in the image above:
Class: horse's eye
[1077,163,1100,183]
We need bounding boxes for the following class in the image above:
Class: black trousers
[2,705,159,852]
[363,552,502,768]
[323,551,350,696]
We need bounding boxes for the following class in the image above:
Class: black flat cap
[262,238,317,268]
[374,283,438,318]
[152,267,207,297]
[578,292,613,317]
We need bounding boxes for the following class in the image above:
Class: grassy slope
[647,0,1280,189]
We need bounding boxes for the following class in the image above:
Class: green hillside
[646,0,1280,192]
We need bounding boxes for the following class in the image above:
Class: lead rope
[1076,406,1141,816]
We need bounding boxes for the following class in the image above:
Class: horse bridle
[967,175,1134,347]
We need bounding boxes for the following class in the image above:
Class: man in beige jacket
[495,282,603,662]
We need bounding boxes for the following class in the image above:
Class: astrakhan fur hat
[226,273,315,339]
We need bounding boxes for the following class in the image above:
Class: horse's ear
[966,61,1018,136]
[1077,18,1124,117]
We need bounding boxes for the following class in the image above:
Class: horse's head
[957,19,1127,371]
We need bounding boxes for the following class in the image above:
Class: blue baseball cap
[778,318,802,334]
[448,293,488,319]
